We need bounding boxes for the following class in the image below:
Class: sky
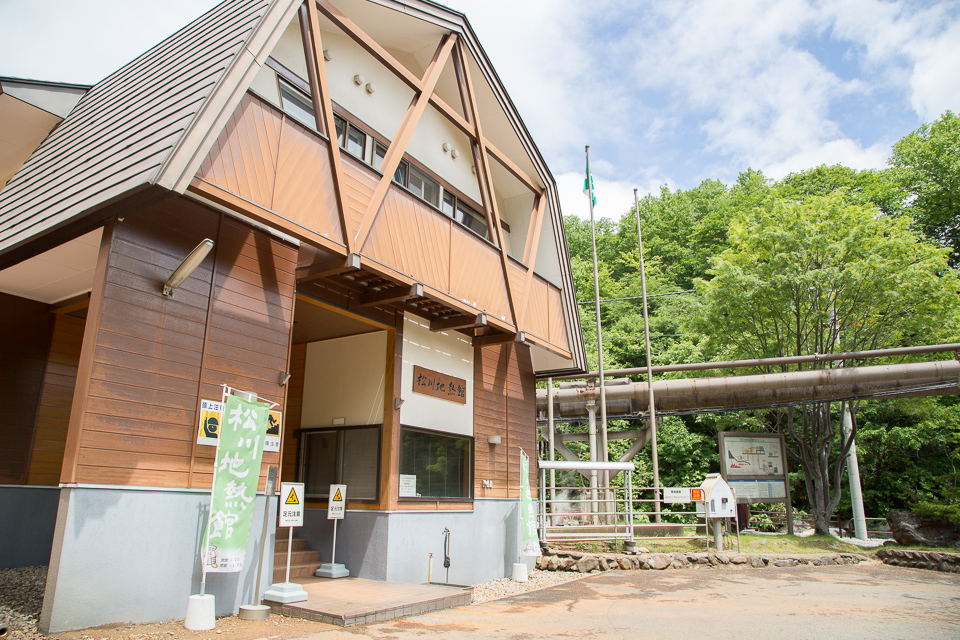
[1,0,958,222]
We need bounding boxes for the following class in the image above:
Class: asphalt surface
[314,564,960,640]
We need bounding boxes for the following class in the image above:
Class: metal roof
[0,0,297,259]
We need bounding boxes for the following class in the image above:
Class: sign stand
[316,484,349,578]
[263,482,308,603]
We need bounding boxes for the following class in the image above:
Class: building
[0,0,585,632]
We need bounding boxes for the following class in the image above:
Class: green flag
[583,157,596,206]
[202,392,270,573]
[519,451,541,557]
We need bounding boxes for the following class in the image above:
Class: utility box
[698,473,738,519]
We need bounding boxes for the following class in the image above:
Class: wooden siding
[0,0,272,256]
[26,314,85,486]
[340,154,378,242]
[279,343,306,484]
[0,293,54,483]
[61,197,295,489]
[546,282,570,351]
[448,224,513,324]
[198,94,344,244]
[526,276,549,343]
[473,342,536,499]
[361,188,451,291]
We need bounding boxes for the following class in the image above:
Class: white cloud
[0,0,217,84]
[556,172,667,222]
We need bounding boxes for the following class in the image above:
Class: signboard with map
[718,432,791,505]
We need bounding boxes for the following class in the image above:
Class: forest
[556,111,960,530]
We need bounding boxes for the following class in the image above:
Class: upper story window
[272,67,491,242]
[334,114,366,160]
[278,78,316,128]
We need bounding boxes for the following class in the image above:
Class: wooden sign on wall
[412,365,467,404]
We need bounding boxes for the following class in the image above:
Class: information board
[718,432,790,505]
[279,482,304,527]
[328,484,346,520]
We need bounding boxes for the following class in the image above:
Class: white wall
[399,313,473,436]
[301,332,387,427]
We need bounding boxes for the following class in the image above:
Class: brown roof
[0,0,294,257]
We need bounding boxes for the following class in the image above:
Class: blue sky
[1,0,958,221]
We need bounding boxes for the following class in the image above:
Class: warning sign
[197,400,281,452]
[196,399,224,446]
[328,484,346,520]
[278,482,304,527]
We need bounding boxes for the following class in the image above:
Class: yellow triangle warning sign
[285,487,300,505]
[333,488,343,502]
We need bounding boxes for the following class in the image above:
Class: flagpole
[585,146,609,521]
[634,188,660,523]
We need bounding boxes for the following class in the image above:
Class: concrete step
[274,549,321,565]
[275,536,308,552]
[273,561,325,583]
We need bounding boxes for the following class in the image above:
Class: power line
[578,290,695,305]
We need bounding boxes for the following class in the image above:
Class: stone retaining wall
[535,549,867,573]
[876,548,960,573]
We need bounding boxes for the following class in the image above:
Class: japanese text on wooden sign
[279,482,304,527]
[412,365,467,405]
[328,484,346,520]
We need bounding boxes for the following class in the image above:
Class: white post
[842,403,868,539]
[585,146,609,519]
[633,189,661,524]
[284,527,293,584]
[330,519,339,566]
[547,377,556,525]
[587,401,598,521]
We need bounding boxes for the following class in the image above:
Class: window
[393,158,408,187]
[408,166,440,207]
[278,79,316,128]
[346,126,366,159]
[455,202,488,239]
[374,143,388,171]
[300,425,381,500]
[399,427,472,499]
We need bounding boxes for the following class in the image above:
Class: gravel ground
[470,568,587,603]
[1,566,46,640]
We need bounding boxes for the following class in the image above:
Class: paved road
[316,565,960,640]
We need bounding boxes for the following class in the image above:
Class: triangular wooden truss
[297,0,549,336]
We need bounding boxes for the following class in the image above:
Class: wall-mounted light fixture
[323,49,334,61]
[487,435,501,445]
[278,371,292,387]
[354,74,365,85]
[394,397,405,410]
[442,142,450,153]
[365,82,376,94]
[162,239,214,297]
[471,165,477,174]
[450,149,459,159]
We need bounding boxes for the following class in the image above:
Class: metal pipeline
[547,343,960,382]
[538,360,960,416]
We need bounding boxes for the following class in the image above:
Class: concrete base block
[184,594,215,630]
[238,604,270,620]
[315,563,350,578]
[263,582,309,603]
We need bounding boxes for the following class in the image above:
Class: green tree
[890,111,960,265]
[691,193,960,533]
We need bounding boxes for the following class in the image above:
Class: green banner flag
[519,451,541,557]
[202,392,269,573]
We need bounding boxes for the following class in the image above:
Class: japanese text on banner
[202,393,269,573]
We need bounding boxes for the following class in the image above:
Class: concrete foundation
[0,485,60,569]
[39,486,277,633]
[296,498,525,585]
